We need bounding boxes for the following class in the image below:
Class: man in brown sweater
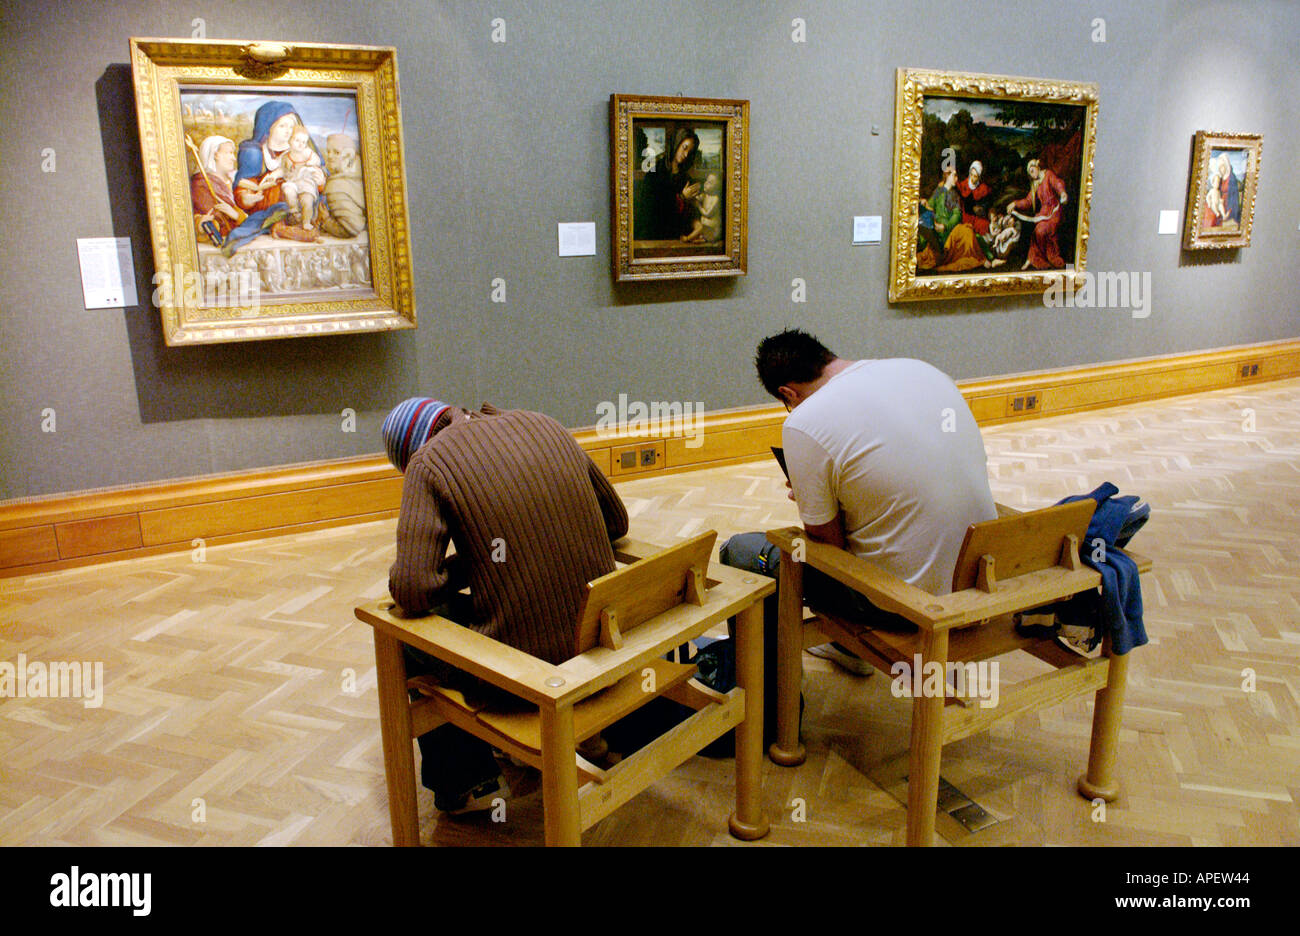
[383,397,629,812]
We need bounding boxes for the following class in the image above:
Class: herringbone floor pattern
[1,379,1297,845]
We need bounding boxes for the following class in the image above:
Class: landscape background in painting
[915,95,1087,276]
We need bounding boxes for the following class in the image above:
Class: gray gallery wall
[2,0,1298,500]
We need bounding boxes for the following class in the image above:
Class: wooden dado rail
[2,338,1297,578]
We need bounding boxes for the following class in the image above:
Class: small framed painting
[1182,131,1262,250]
[129,38,416,345]
[609,94,748,282]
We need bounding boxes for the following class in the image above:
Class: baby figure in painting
[681,172,722,244]
[279,127,327,231]
[1202,160,1226,228]
[982,205,1020,268]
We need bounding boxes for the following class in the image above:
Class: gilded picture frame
[610,94,748,282]
[1182,131,1262,250]
[888,68,1098,303]
[129,38,415,345]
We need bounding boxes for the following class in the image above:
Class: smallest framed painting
[610,94,748,282]
[1183,131,1262,250]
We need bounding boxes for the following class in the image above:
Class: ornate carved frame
[609,94,748,282]
[889,68,1098,303]
[1182,130,1262,250]
[129,38,415,345]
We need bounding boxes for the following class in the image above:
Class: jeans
[401,593,506,808]
[718,531,902,727]
[718,531,899,626]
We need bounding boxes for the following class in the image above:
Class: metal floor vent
[905,775,1000,833]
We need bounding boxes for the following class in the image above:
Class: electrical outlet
[1239,361,1262,379]
[1006,390,1043,417]
[610,441,665,477]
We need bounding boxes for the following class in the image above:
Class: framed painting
[888,69,1098,302]
[1182,131,1262,250]
[129,38,415,345]
[610,94,748,282]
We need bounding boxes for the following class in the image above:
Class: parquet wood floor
[2,379,1298,846]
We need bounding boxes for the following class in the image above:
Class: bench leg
[540,702,581,846]
[730,600,771,840]
[769,551,807,766]
[906,628,948,847]
[373,630,420,847]
[1078,640,1130,802]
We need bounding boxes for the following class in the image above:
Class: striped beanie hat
[382,397,451,472]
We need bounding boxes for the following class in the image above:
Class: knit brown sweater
[388,405,629,665]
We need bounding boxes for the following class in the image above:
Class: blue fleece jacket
[1055,482,1148,655]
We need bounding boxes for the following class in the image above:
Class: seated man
[383,397,629,812]
[721,329,997,678]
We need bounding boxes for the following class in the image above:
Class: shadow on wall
[1177,246,1244,269]
[95,64,414,425]
[610,276,739,307]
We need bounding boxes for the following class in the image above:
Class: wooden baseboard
[959,339,1300,424]
[3,337,1297,577]
[0,457,406,578]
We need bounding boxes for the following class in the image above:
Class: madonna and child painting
[181,88,372,302]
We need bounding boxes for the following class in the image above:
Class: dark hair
[754,329,836,400]
[669,127,700,172]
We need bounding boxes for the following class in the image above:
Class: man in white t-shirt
[719,328,997,679]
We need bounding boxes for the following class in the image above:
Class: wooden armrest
[611,536,666,564]
[936,566,1102,626]
[355,599,568,706]
[1120,547,1153,574]
[766,526,1105,632]
[766,527,957,630]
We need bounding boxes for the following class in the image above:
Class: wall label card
[558,222,597,257]
[77,237,138,309]
[1158,210,1180,235]
[853,215,882,244]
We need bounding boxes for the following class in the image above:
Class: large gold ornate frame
[889,68,1098,303]
[1182,130,1262,250]
[610,94,748,282]
[130,38,415,345]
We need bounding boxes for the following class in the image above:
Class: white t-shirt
[783,358,997,595]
